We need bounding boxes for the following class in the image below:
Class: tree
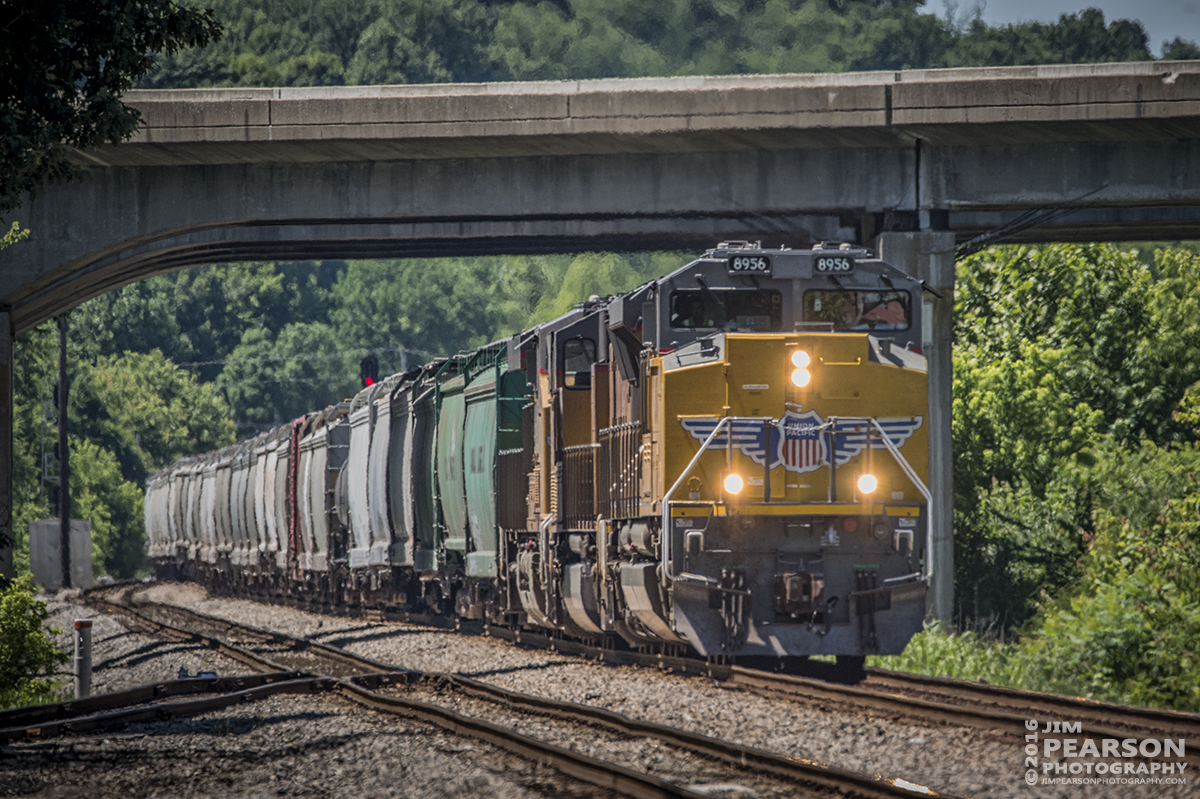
[0,0,221,216]
[948,243,1200,628]
[947,9,1151,68]
[1163,37,1200,61]
[70,438,146,577]
[71,349,236,485]
[8,327,234,578]
[216,322,358,434]
[0,576,68,709]
[71,261,339,383]
[141,1,1190,92]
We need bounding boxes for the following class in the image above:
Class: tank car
[147,241,932,665]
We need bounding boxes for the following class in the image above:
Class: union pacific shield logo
[779,410,826,473]
[680,410,923,475]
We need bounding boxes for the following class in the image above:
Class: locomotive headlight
[723,473,744,494]
[790,349,811,368]
[790,368,811,387]
[857,473,878,494]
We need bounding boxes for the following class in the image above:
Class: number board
[814,255,855,274]
[728,255,771,274]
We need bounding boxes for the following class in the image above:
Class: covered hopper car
[146,242,933,667]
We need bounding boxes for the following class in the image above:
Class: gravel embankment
[43,588,247,692]
[8,584,1186,799]
[1,692,620,799]
[120,582,1192,799]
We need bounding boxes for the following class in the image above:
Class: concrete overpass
[6,60,1200,617]
[9,60,1200,333]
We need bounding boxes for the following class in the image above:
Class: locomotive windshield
[803,290,911,331]
[669,289,783,331]
[562,337,596,389]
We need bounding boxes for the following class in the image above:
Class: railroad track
[472,613,1200,767]
[100,581,1200,769]
[722,665,1200,768]
[51,587,963,799]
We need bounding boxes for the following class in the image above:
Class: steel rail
[118,599,395,678]
[78,597,725,799]
[863,666,1200,740]
[88,596,294,674]
[336,676,716,799]
[437,672,961,799]
[486,607,1200,757]
[95,583,1198,768]
[94,591,962,799]
[0,671,301,732]
[0,677,328,743]
[726,667,1200,767]
[483,619,1199,758]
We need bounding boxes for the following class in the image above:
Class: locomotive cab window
[562,338,596,390]
[669,289,782,331]
[804,290,911,331]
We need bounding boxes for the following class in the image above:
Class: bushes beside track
[875,245,1200,712]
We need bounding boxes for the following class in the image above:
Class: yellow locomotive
[148,242,931,670]
[534,242,931,663]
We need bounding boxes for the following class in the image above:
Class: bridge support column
[0,311,12,580]
[873,231,956,624]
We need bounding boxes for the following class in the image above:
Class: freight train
[145,242,933,668]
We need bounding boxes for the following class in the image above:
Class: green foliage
[143,1,1189,90]
[871,621,1032,686]
[71,262,339,384]
[948,244,1200,627]
[69,438,146,577]
[880,473,1200,711]
[11,327,234,578]
[72,350,235,485]
[1163,37,1200,61]
[528,253,676,321]
[927,243,1200,709]
[954,244,1157,441]
[1,221,29,250]
[945,9,1150,68]
[74,254,675,437]
[958,478,1089,627]
[10,325,56,568]
[217,321,357,432]
[0,576,68,710]
[953,342,1102,494]
[0,0,221,216]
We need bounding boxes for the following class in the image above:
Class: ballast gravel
[0,692,619,799]
[15,584,1189,799]
[42,588,247,693]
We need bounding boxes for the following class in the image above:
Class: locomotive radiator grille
[562,443,598,528]
[497,447,528,532]
[599,423,640,519]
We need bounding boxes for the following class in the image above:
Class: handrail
[660,414,933,587]
[824,415,933,583]
[660,416,775,585]
[867,417,934,585]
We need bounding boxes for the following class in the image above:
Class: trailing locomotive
[145,242,932,664]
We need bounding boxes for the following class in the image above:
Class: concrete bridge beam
[875,231,956,624]
[0,312,11,580]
